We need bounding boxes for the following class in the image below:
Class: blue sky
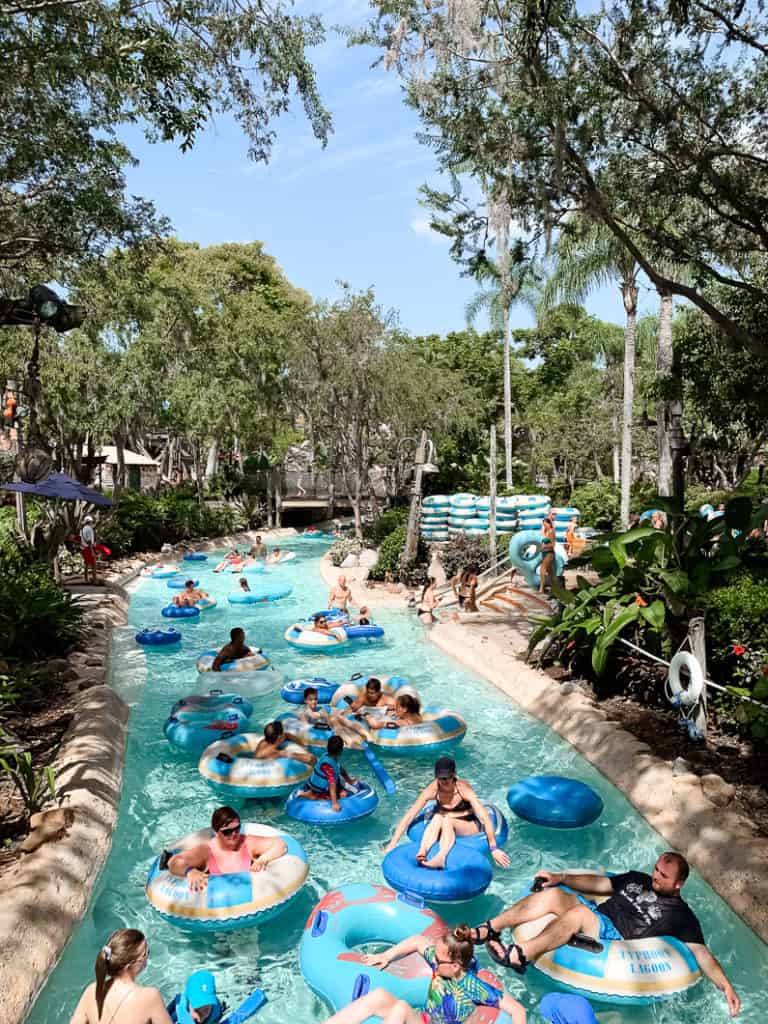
[122,0,658,338]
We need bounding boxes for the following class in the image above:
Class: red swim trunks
[81,546,96,566]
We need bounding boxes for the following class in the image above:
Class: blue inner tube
[242,562,268,574]
[167,578,199,590]
[183,553,208,562]
[228,584,292,604]
[344,624,385,640]
[281,677,339,705]
[163,713,247,753]
[382,840,492,902]
[285,781,379,825]
[172,692,254,718]
[162,604,200,619]
[136,628,181,646]
[407,801,508,851]
[507,775,604,828]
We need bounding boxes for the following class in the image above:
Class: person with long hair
[69,929,172,1024]
[320,924,526,1023]
[417,577,439,625]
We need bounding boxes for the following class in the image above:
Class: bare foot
[415,850,428,863]
[422,855,446,870]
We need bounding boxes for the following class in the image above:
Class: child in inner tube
[363,693,422,731]
[170,970,222,1024]
[296,735,358,813]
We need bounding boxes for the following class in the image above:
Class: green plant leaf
[640,600,666,631]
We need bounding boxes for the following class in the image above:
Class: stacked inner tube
[447,493,482,536]
[516,495,551,532]
[420,494,450,542]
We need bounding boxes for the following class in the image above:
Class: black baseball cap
[434,756,456,779]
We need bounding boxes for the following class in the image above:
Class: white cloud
[410,216,449,245]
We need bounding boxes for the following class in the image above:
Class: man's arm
[211,647,229,671]
[690,944,740,1017]
[537,870,613,894]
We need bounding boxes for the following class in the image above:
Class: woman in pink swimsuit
[168,806,286,891]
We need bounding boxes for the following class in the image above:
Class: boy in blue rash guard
[298,735,357,813]
[170,970,222,1024]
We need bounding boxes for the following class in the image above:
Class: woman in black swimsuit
[383,757,511,870]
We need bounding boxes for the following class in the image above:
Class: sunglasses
[218,823,241,837]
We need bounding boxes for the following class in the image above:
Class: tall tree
[2,0,331,273]
[364,0,768,357]
[541,222,639,527]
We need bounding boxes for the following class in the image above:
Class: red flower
[762,666,768,677]
[634,595,648,607]
[732,645,746,656]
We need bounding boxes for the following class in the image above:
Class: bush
[705,574,768,678]
[363,506,409,547]
[368,526,429,582]
[99,492,247,556]
[570,480,620,529]
[0,561,82,661]
[439,534,487,580]
[329,537,362,567]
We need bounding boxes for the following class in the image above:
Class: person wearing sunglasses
[384,757,511,871]
[69,928,172,1024]
[320,924,526,1023]
[167,806,287,892]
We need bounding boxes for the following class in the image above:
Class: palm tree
[465,216,541,490]
[541,220,639,528]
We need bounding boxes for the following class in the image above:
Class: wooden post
[403,431,427,565]
[689,615,708,739]
[489,424,497,568]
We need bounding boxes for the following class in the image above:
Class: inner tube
[171,692,254,719]
[198,736,312,799]
[162,604,200,619]
[507,776,603,828]
[183,553,208,562]
[164,712,248,753]
[228,584,292,604]
[285,780,379,825]
[136,628,181,647]
[196,648,269,673]
[667,652,704,707]
[365,707,468,758]
[275,711,336,751]
[343,624,385,640]
[508,530,566,590]
[141,564,180,579]
[331,674,412,706]
[146,822,308,932]
[241,561,267,575]
[284,625,348,650]
[196,597,217,611]
[407,801,508,852]
[299,883,514,1021]
[513,877,701,1005]
[422,494,451,508]
[167,578,199,590]
[281,677,339,705]
[382,841,493,902]
[450,493,477,508]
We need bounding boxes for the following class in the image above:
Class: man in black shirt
[470,852,740,1017]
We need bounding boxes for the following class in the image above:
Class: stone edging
[1,527,298,1024]
[1,594,130,1024]
[428,621,768,947]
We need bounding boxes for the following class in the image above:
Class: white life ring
[668,652,704,706]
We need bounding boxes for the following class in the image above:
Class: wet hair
[396,693,421,715]
[661,851,690,884]
[264,720,284,743]
[239,578,249,588]
[211,806,240,832]
[327,735,344,757]
[185,579,195,587]
[365,678,382,694]
[442,925,475,967]
[420,576,436,601]
[230,627,244,642]
[304,687,318,701]
[94,929,147,1018]
[359,606,369,615]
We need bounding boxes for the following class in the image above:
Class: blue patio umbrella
[0,471,112,506]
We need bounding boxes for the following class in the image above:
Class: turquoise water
[30,540,766,1023]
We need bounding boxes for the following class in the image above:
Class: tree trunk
[327,443,336,521]
[620,281,638,529]
[656,289,674,497]
[274,468,282,529]
[502,299,513,490]
[204,440,218,482]
[266,470,274,528]
[192,442,204,509]
[113,430,126,505]
[612,408,620,483]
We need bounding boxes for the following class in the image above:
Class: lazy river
[30,538,767,1023]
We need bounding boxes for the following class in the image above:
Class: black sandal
[486,940,528,975]
[469,920,501,944]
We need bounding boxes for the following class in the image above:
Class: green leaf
[752,679,768,702]
[724,497,752,531]
[640,600,666,631]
